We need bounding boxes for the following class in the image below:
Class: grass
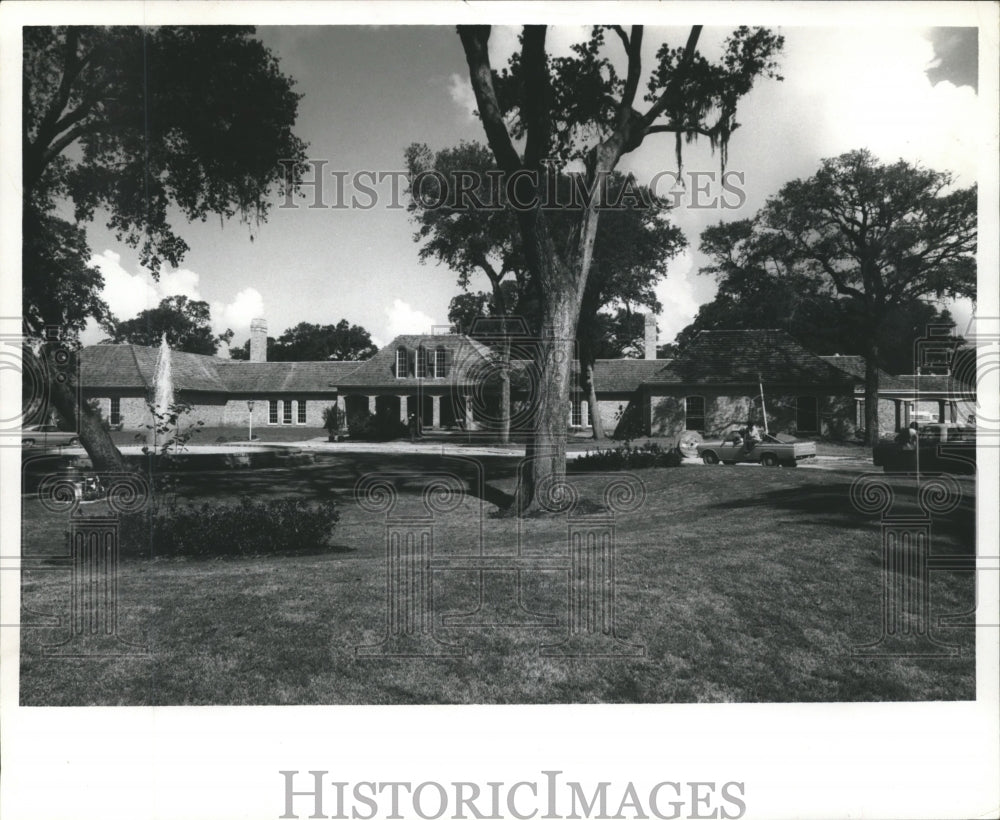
[19,453,974,704]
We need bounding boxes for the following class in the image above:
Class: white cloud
[655,250,702,345]
[789,28,979,185]
[89,250,160,321]
[158,267,201,299]
[385,298,436,338]
[447,73,478,122]
[211,288,265,335]
[80,250,265,351]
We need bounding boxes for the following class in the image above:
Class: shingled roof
[217,361,361,393]
[646,329,860,387]
[80,345,362,394]
[335,334,495,388]
[81,345,228,392]
[589,359,668,393]
[818,355,905,388]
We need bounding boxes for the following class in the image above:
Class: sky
[77,23,982,354]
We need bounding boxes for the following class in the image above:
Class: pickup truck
[697,432,817,467]
[873,424,976,474]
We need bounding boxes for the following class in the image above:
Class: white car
[21,424,80,448]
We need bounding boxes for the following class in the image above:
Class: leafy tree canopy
[408,141,685,349]
[22,25,307,472]
[230,320,378,361]
[23,25,308,338]
[693,149,975,443]
[103,295,233,355]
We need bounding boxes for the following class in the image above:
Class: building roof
[819,356,975,396]
[589,359,668,393]
[217,360,361,393]
[82,330,892,399]
[885,374,975,396]
[335,334,495,388]
[80,345,363,394]
[507,358,667,394]
[646,329,860,387]
[80,345,228,392]
[818,355,907,388]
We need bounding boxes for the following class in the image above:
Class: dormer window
[396,347,408,378]
[435,346,448,378]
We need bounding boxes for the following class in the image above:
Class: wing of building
[78,320,973,439]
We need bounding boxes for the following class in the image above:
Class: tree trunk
[515,286,580,515]
[498,335,511,445]
[511,146,618,514]
[31,346,129,473]
[581,351,605,441]
[863,338,881,447]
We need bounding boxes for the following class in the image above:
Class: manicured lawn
[19,454,974,704]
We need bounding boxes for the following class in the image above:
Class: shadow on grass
[166,452,523,514]
[119,543,357,563]
[707,475,975,549]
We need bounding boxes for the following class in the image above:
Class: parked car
[873,423,976,474]
[21,424,80,448]
[697,432,816,467]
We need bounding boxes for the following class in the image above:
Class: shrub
[572,440,680,472]
[118,496,341,559]
[347,411,407,441]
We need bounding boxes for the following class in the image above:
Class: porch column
[368,395,377,415]
[465,395,474,429]
[399,396,409,424]
[894,400,902,431]
[949,401,958,423]
[904,401,914,426]
[937,400,947,423]
[336,395,346,429]
[431,395,441,429]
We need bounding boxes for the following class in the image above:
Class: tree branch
[457,26,523,174]
[522,25,551,170]
[609,25,630,52]
[638,26,703,132]
[619,26,643,113]
[38,121,99,172]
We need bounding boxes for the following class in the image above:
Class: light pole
[247,400,255,441]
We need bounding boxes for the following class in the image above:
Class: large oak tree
[679,217,961,376]
[23,25,306,470]
[743,149,975,444]
[456,24,784,511]
[408,141,684,442]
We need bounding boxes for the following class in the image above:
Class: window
[298,399,307,424]
[435,347,448,378]
[684,396,705,432]
[415,346,427,378]
[569,399,589,428]
[283,400,293,424]
[396,347,408,378]
[796,396,818,432]
[110,397,121,426]
[269,400,278,424]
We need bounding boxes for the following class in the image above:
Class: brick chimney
[250,318,267,362]
[644,314,657,360]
